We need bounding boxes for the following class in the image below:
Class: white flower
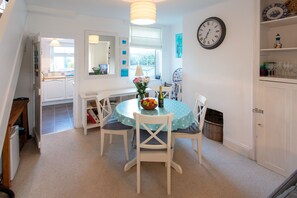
[143,76,150,83]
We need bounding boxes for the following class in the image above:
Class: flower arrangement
[133,76,150,99]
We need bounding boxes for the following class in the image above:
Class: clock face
[197,17,226,49]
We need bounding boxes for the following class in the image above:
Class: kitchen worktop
[42,73,74,80]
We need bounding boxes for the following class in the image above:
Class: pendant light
[130,1,156,25]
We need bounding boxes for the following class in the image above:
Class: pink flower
[133,76,150,98]
[133,77,142,83]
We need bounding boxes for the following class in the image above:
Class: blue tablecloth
[113,98,194,131]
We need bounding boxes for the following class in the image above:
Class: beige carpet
[11,128,285,198]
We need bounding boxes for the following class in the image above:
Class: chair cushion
[172,122,201,134]
[102,118,133,130]
[132,129,169,150]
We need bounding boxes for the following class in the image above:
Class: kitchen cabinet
[42,77,74,105]
[65,78,74,99]
[43,79,65,102]
[256,80,297,176]
[256,81,289,176]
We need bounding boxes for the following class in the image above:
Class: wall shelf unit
[260,47,297,52]
[259,76,297,84]
[259,0,297,81]
[261,15,297,27]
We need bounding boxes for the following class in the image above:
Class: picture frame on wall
[120,48,129,57]
[176,33,183,58]
[120,68,129,77]
[119,37,129,77]
[119,37,128,47]
[121,59,128,67]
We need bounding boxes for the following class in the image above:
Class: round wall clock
[197,17,226,49]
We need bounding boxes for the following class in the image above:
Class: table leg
[2,125,11,188]
[124,158,136,172]
[21,106,29,148]
[22,105,29,140]
[124,158,183,174]
[82,98,87,135]
[171,161,183,174]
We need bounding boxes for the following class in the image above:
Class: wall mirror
[85,31,118,77]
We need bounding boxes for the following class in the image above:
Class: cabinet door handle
[253,108,264,114]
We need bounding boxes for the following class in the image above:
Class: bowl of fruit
[140,98,158,110]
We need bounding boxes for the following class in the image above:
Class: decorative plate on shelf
[262,3,289,21]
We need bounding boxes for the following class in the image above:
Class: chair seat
[102,118,133,130]
[172,122,201,134]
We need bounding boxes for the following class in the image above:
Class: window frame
[129,26,162,78]
[50,44,75,72]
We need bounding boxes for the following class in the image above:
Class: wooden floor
[42,103,74,134]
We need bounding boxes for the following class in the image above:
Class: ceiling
[25,0,224,25]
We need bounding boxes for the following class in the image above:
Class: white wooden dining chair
[172,94,207,164]
[151,86,173,99]
[133,112,174,195]
[96,92,133,161]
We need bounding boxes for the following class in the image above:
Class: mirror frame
[85,30,119,78]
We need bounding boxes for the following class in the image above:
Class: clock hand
[204,29,211,42]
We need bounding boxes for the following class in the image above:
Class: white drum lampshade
[130,1,156,25]
[89,35,99,44]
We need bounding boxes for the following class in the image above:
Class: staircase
[0,0,27,155]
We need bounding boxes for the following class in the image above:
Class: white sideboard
[80,88,153,135]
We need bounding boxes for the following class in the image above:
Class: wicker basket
[202,108,223,142]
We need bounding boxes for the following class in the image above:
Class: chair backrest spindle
[96,93,113,127]
[151,86,173,99]
[133,113,173,151]
[193,94,208,131]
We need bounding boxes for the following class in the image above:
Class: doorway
[40,37,75,135]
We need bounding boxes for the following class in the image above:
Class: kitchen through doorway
[40,37,75,135]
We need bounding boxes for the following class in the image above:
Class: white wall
[183,0,256,158]
[0,0,27,154]
[170,23,183,81]
[14,38,34,138]
[23,12,171,129]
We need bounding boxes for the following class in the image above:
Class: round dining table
[113,98,194,131]
[112,98,195,174]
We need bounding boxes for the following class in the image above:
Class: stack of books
[87,109,99,124]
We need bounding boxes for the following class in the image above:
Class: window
[130,48,162,77]
[129,26,162,78]
[50,46,74,72]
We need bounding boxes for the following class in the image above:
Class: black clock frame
[197,17,226,50]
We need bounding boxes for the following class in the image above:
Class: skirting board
[42,99,73,106]
[223,137,255,160]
